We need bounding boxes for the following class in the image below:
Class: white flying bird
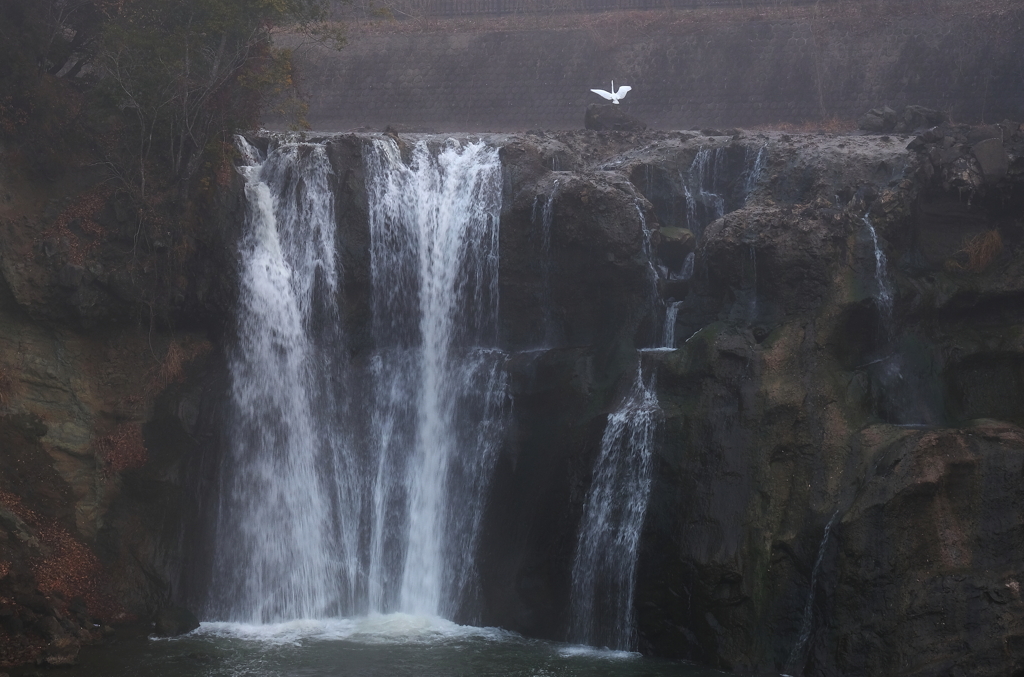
[590,81,632,104]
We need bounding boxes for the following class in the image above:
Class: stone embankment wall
[286,1,1023,131]
[342,0,829,18]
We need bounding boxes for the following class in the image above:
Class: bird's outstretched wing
[613,85,632,99]
[591,88,615,101]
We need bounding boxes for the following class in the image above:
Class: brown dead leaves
[94,423,147,476]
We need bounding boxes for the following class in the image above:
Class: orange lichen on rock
[94,423,147,475]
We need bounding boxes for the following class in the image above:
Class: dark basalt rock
[585,103,648,132]
[972,137,1010,181]
[898,105,947,132]
[153,603,200,637]
[858,105,897,132]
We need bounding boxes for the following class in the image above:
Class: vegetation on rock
[0,0,342,208]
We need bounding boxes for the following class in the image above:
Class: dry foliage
[38,185,113,266]
[0,490,122,623]
[54,187,109,237]
[148,337,213,395]
[94,423,147,475]
[158,341,187,386]
[946,229,1003,273]
[0,367,12,408]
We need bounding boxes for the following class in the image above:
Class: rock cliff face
[624,124,1024,676]
[1,121,1022,675]
[0,163,240,665]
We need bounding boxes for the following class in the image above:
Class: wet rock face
[474,124,1024,674]
[831,423,1024,677]
[627,123,1024,676]
[0,152,234,664]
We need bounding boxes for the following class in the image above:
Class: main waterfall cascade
[209,138,346,621]
[362,138,508,618]
[209,135,508,624]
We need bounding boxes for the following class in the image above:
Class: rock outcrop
[0,158,239,665]
[585,104,648,132]
[625,124,1024,675]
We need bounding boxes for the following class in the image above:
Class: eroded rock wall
[622,124,1024,676]
[0,162,240,665]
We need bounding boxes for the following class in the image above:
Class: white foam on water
[557,644,641,660]
[192,614,512,646]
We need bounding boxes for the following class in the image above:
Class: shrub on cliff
[92,0,343,203]
[0,0,342,202]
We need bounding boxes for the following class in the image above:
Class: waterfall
[209,138,348,622]
[744,143,768,199]
[363,138,507,618]
[681,144,767,235]
[861,213,934,424]
[783,510,840,677]
[209,135,507,624]
[863,214,894,327]
[570,363,661,650]
[661,301,683,348]
[634,202,668,350]
[533,180,560,347]
[685,148,726,236]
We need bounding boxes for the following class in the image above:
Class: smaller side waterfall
[635,201,668,348]
[684,147,727,236]
[863,214,894,327]
[661,301,683,348]
[861,213,937,424]
[671,251,695,282]
[210,137,346,623]
[570,363,661,650]
[744,143,769,199]
[679,144,768,236]
[783,510,840,677]
[533,180,560,347]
